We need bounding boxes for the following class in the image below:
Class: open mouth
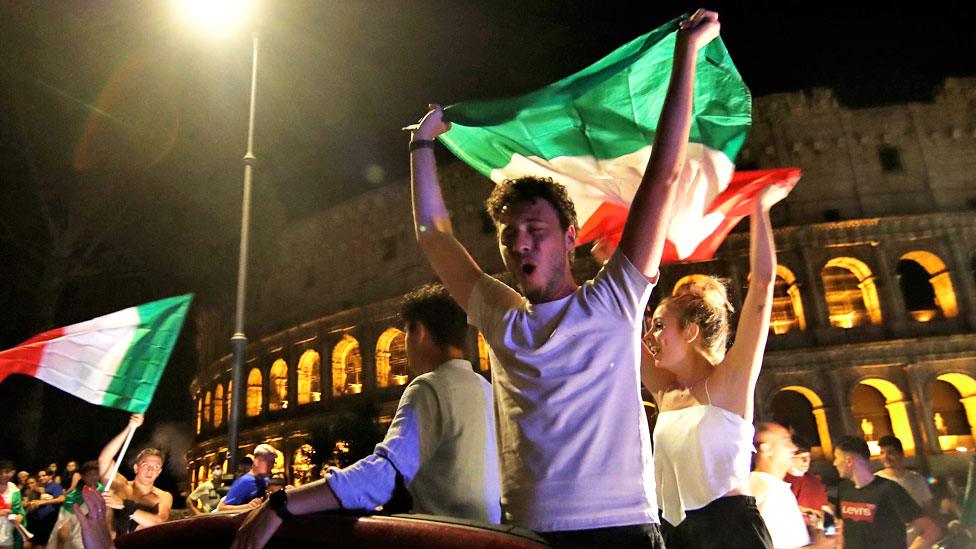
[522,264,536,275]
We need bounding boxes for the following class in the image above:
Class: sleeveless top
[653,380,755,526]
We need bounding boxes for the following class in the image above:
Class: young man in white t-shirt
[407,10,721,546]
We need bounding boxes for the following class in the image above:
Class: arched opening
[899,251,958,321]
[297,350,321,405]
[246,368,263,417]
[203,391,212,428]
[196,464,206,490]
[477,332,490,372]
[933,373,976,453]
[853,378,915,456]
[268,359,289,411]
[822,257,882,328]
[196,397,202,434]
[291,444,316,486]
[672,274,715,296]
[226,381,232,422]
[770,265,807,334]
[376,328,409,388]
[332,335,363,396]
[213,384,224,428]
[771,386,832,458]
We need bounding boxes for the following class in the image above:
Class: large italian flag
[0,294,192,413]
[440,15,800,262]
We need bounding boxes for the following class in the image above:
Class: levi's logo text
[841,501,876,522]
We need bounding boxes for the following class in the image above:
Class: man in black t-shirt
[831,436,940,549]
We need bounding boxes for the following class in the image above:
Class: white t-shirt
[329,360,500,524]
[876,468,932,507]
[750,471,811,549]
[468,250,657,532]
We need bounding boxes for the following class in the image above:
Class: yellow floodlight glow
[177,0,252,35]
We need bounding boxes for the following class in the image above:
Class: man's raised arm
[409,105,485,310]
[617,9,721,279]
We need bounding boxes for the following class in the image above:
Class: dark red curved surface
[115,511,548,548]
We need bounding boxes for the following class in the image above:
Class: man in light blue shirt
[232,284,500,549]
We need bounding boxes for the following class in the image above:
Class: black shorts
[538,522,665,549]
[661,495,772,549]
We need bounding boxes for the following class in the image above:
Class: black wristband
[268,488,293,520]
[409,139,436,152]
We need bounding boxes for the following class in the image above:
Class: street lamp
[178,0,257,478]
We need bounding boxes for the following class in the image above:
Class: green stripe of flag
[440,14,751,176]
[104,294,193,413]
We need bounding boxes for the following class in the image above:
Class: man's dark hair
[835,436,871,461]
[79,461,100,476]
[240,456,254,468]
[401,284,468,350]
[0,460,13,472]
[486,176,579,232]
[792,433,812,454]
[878,435,904,454]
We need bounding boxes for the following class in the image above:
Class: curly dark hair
[486,176,578,232]
[401,284,468,350]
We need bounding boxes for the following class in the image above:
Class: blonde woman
[645,184,788,548]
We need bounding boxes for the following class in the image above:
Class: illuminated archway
[246,368,263,417]
[770,265,807,334]
[822,257,882,328]
[900,251,958,320]
[291,444,316,486]
[203,391,212,427]
[672,274,714,296]
[934,373,976,452]
[213,384,224,428]
[477,333,490,372]
[297,350,321,405]
[773,386,832,457]
[196,396,202,434]
[268,359,289,411]
[376,328,408,387]
[855,378,915,455]
[332,335,362,396]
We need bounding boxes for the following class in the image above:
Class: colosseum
[187,78,976,489]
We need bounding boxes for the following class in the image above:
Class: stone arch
[269,359,289,411]
[297,350,321,405]
[332,335,362,396]
[203,391,212,428]
[822,257,883,328]
[932,373,976,451]
[770,265,807,334]
[246,367,263,417]
[213,384,224,428]
[899,250,958,320]
[854,378,915,455]
[772,385,832,458]
[376,328,408,388]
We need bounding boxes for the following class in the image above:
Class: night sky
[1,1,974,488]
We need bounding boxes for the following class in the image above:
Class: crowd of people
[2,8,974,549]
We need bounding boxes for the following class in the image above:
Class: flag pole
[102,424,138,494]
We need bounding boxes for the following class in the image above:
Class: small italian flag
[440,14,800,262]
[0,294,192,413]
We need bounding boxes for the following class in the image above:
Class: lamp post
[179,0,258,477]
[227,30,258,479]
